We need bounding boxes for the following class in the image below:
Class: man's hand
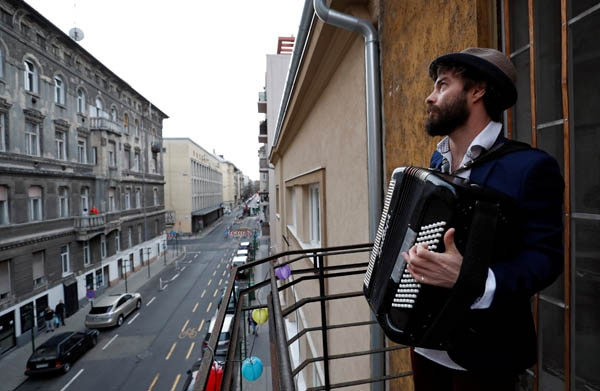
[401,228,463,288]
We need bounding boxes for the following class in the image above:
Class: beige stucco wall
[164,140,193,232]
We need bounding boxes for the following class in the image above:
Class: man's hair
[436,63,505,122]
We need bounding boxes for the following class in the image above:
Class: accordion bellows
[363,166,516,349]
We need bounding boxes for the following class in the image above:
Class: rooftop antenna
[68,0,84,42]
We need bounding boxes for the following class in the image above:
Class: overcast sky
[24,0,305,180]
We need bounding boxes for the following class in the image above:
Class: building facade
[0,0,168,353]
[163,138,223,234]
[219,158,241,211]
[267,0,599,390]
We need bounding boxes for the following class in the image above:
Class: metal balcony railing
[89,117,123,135]
[196,243,412,390]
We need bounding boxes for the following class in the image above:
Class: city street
[10,210,263,391]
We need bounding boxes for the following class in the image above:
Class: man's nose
[425,90,436,105]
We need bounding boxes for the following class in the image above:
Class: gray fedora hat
[429,47,518,111]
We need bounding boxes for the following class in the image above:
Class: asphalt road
[15,214,250,391]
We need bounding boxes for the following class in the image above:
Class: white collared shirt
[415,121,502,370]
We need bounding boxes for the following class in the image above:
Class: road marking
[162,284,169,290]
[170,374,181,391]
[59,368,84,391]
[212,270,216,276]
[194,254,199,259]
[206,302,212,313]
[102,334,118,350]
[181,320,190,333]
[201,289,206,298]
[218,278,223,286]
[146,297,156,306]
[207,279,212,286]
[165,342,177,360]
[192,303,198,313]
[128,313,140,325]
[222,270,227,277]
[213,288,218,297]
[197,319,205,332]
[148,373,159,391]
[186,342,195,360]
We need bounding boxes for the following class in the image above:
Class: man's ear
[470,82,487,102]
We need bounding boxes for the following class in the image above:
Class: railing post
[270,262,295,391]
[316,252,331,390]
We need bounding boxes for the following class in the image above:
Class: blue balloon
[242,356,263,381]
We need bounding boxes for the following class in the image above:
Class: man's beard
[425,91,470,137]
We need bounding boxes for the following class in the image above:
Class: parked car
[203,314,234,358]
[217,286,238,315]
[25,329,99,376]
[239,241,250,251]
[85,293,142,329]
[230,255,249,278]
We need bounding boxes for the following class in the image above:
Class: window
[94,97,103,117]
[123,147,130,170]
[127,227,133,248]
[108,188,115,212]
[0,48,3,80]
[25,121,40,156]
[153,188,159,206]
[28,186,42,221]
[290,187,297,229]
[80,187,89,214]
[124,188,131,209]
[83,241,91,266]
[0,260,10,300]
[60,245,70,275]
[309,185,321,245]
[115,232,120,252]
[77,137,87,163]
[134,119,139,137]
[24,59,38,93]
[54,76,65,105]
[91,147,97,165]
[111,107,117,122]
[100,235,106,258]
[0,112,5,152]
[123,113,129,134]
[138,224,143,243]
[135,188,141,208]
[76,88,86,113]
[32,251,45,288]
[151,153,158,174]
[0,185,8,224]
[58,186,69,217]
[134,150,140,171]
[108,141,116,167]
[55,131,66,160]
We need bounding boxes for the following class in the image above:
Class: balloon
[241,356,263,381]
[252,308,268,325]
[275,264,291,280]
[206,362,223,390]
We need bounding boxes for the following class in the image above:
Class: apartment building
[266,0,599,390]
[219,157,242,211]
[0,0,168,352]
[163,138,223,234]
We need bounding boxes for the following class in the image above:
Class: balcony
[198,244,412,390]
[74,212,121,241]
[258,91,267,114]
[89,117,123,136]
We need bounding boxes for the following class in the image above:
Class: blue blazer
[429,136,564,372]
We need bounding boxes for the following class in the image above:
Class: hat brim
[429,52,517,110]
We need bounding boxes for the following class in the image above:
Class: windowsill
[286,225,321,252]
[62,272,73,278]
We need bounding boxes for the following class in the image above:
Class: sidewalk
[0,234,201,391]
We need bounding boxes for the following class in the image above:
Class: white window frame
[309,184,321,246]
[100,235,107,259]
[83,240,91,266]
[108,188,115,212]
[28,186,42,221]
[153,188,159,206]
[77,137,87,163]
[108,141,116,167]
[24,59,38,93]
[58,186,69,217]
[56,130,67,160]
[0,112,6,152]
[25,121,40,156]
[54,76,65,105]
[128,227,133,248]
[134,151,140,171]
[115,232,120,252]
[77,88,86,113]
[124,189,131,210]
[123,147,130,170]
[135,188,141,208]
[80,187,89,212]
[0,185,8,225]
[60,244,70,275]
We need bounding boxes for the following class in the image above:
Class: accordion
[363,166,517,349]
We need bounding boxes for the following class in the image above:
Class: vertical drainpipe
[312,1,385,390]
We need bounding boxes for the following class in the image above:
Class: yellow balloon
[252,308,268,325]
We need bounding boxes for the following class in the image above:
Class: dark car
[25,329,99,376]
